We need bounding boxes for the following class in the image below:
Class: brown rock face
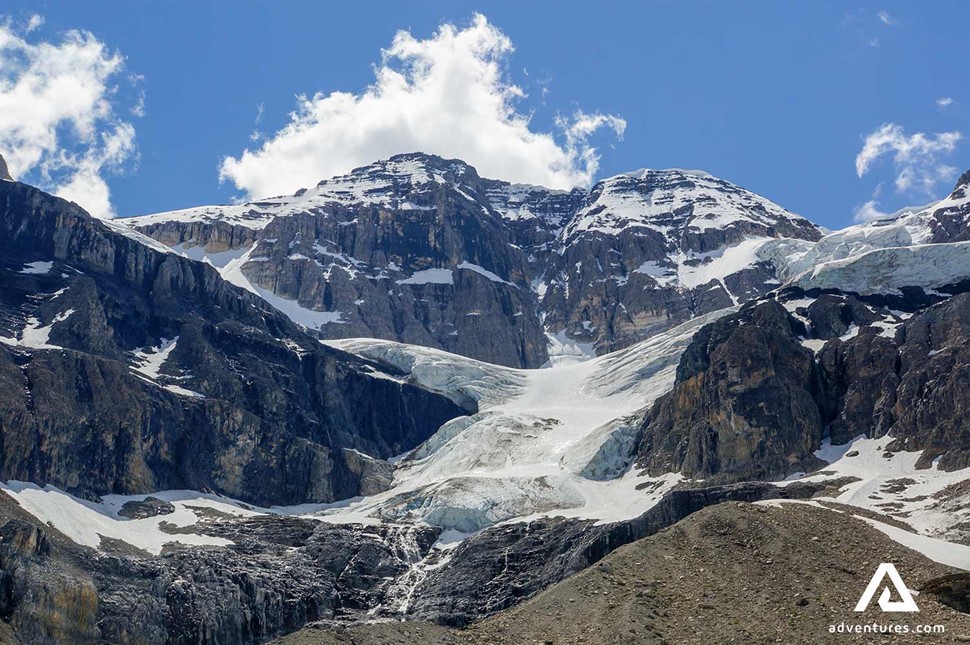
[636,301,824,481]
[0,520,100,644]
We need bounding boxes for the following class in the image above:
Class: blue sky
[1,1,968,228]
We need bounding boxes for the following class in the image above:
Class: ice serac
[0,178,466,506]
[763,171,970,294]
[537,169,822,354]
[126,153,549,368]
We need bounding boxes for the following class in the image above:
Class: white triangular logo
[854,563,919,612]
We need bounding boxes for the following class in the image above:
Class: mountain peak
[331,152,481,189]
[563,166,818,243]
[618,167,715,180]
[953,169,970,193]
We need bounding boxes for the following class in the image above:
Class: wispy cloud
[853,199,890,222]
[24,14,43,33]
[856,123,961,195]
[220,14,625,199]
[841,9,899,48]
[249,102,265,142]
[0,14,139,218]
[937,97,954,109]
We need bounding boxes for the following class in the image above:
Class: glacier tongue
[315,312,724,532]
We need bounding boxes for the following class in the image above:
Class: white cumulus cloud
[220,14,625,199]
[855,123,961,195]
[0,16,139,218]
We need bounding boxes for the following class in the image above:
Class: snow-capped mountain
[126,154,824,361]
[6,147,970,643]
[537,168,822,352]
[128,154,553,367]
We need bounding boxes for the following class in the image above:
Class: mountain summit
[126,154,824,362]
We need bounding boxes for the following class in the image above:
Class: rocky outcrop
[928,170,970,243]
[0,494,443,644]
[635,288,970,483]
[0,519,100,644]
[117,498,175,519]
[0,179,465,506]
[883,293,970,469]
[922,572,970,614]
[636,301,824,481]
[405,479,842,626]
[0,153,11,182]
[134,218,259,255]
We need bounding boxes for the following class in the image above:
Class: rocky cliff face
[0,474,839,643]
[403,479,837,627]
[0,179,465,506]
[128,154,550,368]
[866,293,970,469]
[0,153,11,182]
[926,170,970,243]
[636,286,970,483]
[636,300,825,481]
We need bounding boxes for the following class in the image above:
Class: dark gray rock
[928,170,970,243]
[803,293,882,339]
[0,152,11,181]
[0,492,444,644]
[921,572,970,614]
[0,179,466,506]
[536,170,822,354]
[118,498,176,520]
[634,287,970,484]
[884,292,970,469]
[130,154,550,368]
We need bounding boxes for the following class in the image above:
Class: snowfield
[783,435,970,540]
